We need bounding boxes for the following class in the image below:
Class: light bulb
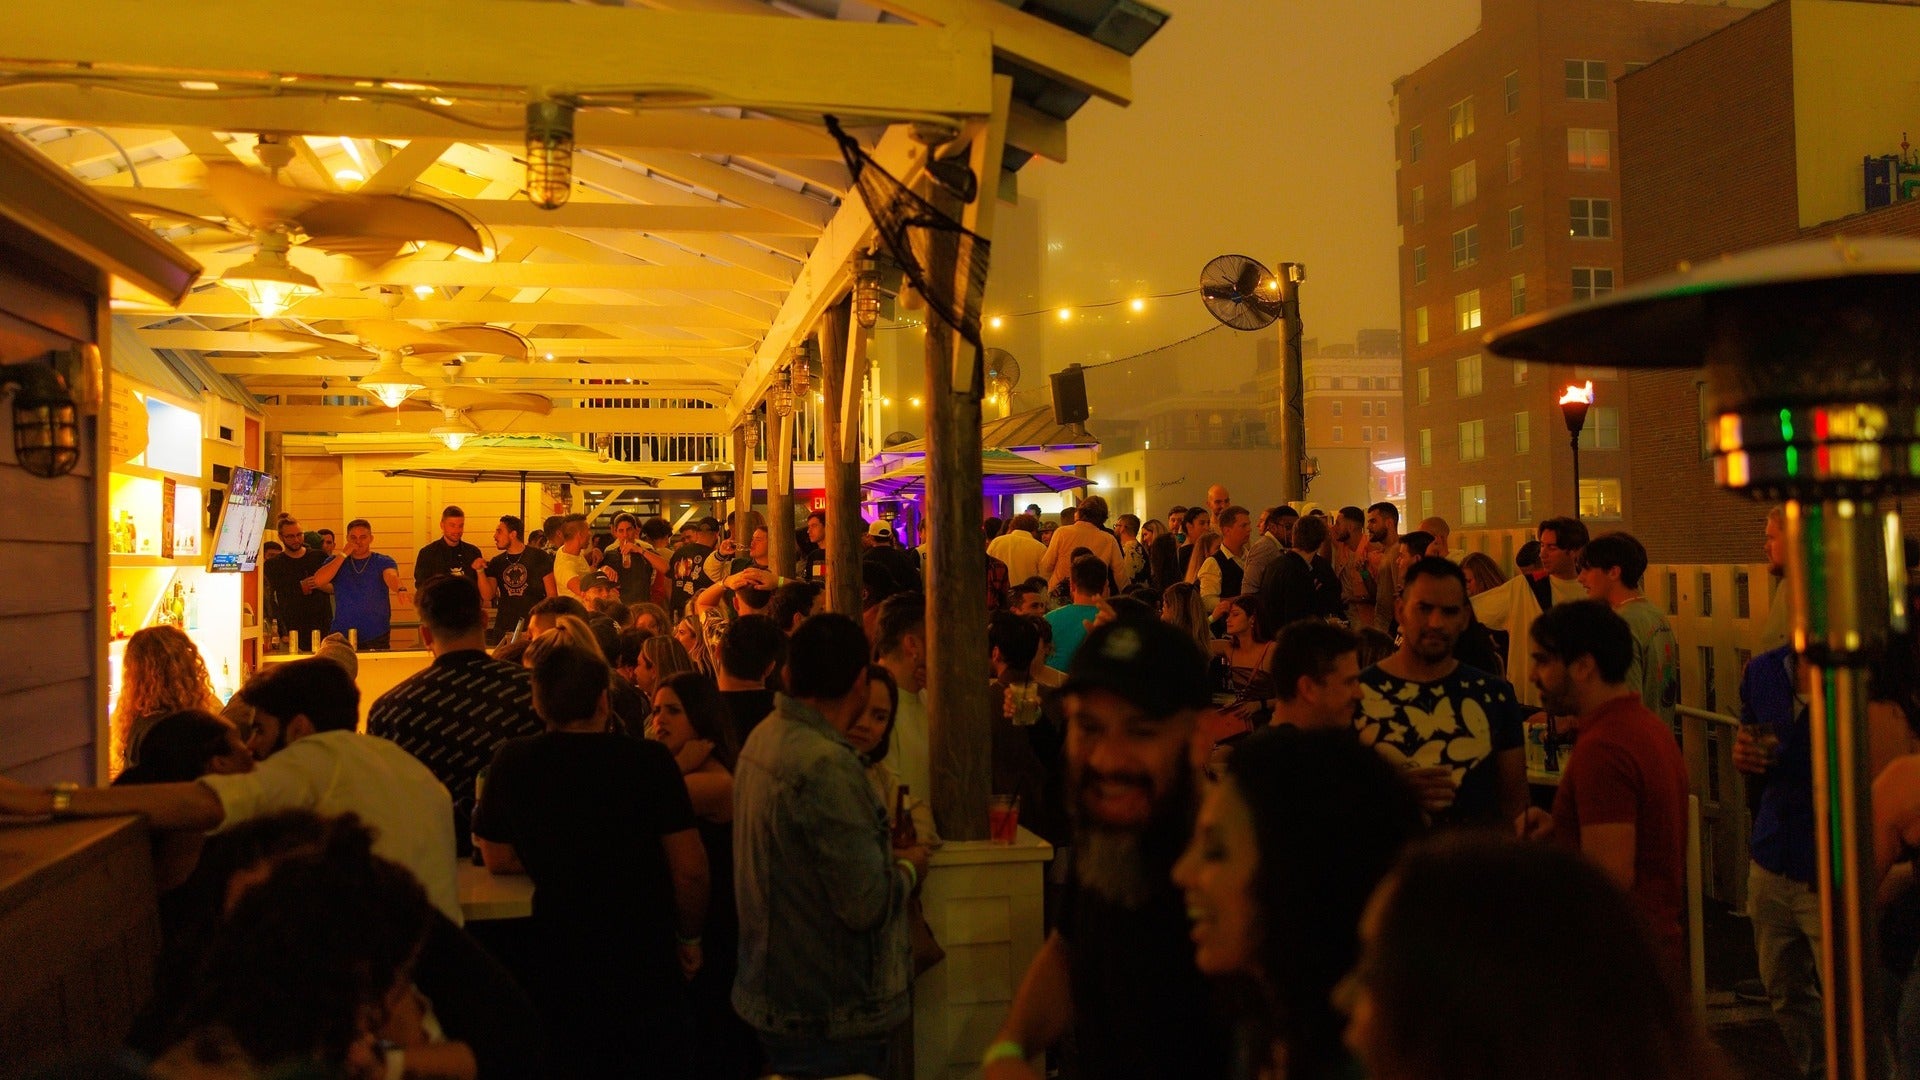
[218,233,320,319]
[432,428,470,450]
[910,396,923,408]
[525,99,576,211]
[412,283,435,299]
[1130,298,1146,313]
[1057,308,1072,321]
[989,316,1004,330]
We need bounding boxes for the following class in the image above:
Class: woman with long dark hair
[1174,727,1422,1080]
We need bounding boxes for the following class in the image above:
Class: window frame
[1508,206,1525,249]
[1450,160,1477,208]
[1504,71,1521,115]
[1412,245,1428,284]
[1458,418,1486,462]
[1567,128,1611,171]
[1455,353,1483,397]
[1565,59,1608,101]
[1514,409,1531,454]
[1449,97,1476,143]
[1454,290,1483,334]
[1569,197,1613,239]
[1460,483,1488,526]
[1450,225,1480,270]
[1571,267,1616,301]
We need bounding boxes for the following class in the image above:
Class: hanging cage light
[768,369,795,417]
[854,253,883,329]
[0,361,79,478]
[789,345,811,400]
[526,99,577,211]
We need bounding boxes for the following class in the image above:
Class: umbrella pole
[519,472,527,528]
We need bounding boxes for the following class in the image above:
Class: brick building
[1292,332,1405,510]
[1393,0,1762,547]
[1619,0,1920,563]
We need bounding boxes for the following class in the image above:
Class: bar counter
[260,648,432,727]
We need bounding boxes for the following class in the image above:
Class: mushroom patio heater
[1489,237,1920,1080]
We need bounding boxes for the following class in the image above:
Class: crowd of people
[27,482,1920,1080]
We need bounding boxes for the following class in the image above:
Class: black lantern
[2,361,79,478]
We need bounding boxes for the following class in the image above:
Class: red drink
[988,795,1019,844]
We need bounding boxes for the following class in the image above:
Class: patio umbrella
[863,447,1086,498]
[383,434,659,522]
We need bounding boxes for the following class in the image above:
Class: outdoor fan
[251,321,532,363]
[1199,254,1287,331]
[984,348,1022,400]
[883,431,917,448]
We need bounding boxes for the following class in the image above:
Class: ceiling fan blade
[340,321,438,353]
[107,196,246,236]
[301,235,409,264]
[442,387,552,415]
[349,399,436,419]
[203,162,323,228]
[248,328,371,359]
[415,325,531,360]
[295,192,485,262]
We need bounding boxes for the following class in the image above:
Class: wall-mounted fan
[984,348,1022,400]
[1199,254,1286,331]
[883,431,917,448]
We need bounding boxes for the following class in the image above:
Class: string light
[1056,308,1073,321]
[1130,298,1147,313]
[965,286,1200,331]
[989,316,1004,330]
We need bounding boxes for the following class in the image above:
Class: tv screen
[207,467,276,573]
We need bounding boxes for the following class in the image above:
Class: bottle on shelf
[116,592,131,639]
[186,586,199,630]
[126,511,137,556]
[892,785,917,848]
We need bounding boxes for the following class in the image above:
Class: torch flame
[1559,381,1595,406]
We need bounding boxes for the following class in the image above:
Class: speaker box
[1050,364,1090,426]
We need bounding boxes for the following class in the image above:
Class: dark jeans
[757,1032,892,1079]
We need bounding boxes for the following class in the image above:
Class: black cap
[581,568,617,591]
[1061,619,1211,720]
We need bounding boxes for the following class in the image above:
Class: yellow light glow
[882,397,893,406]
[1057,308,1072,321]
[910,396,924,408]
[333,169,365,186]
[813,392,824,403]
[543,353,555,361]
[988,316,1004,330]
[412,284,435,299]
[1129,298,1146,313]
[179,81,221,92]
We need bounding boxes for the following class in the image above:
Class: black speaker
[1050,364,1089,426]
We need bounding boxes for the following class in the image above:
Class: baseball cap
[1061,619,1210,720]
[868,520,894,540]
[695,516,722,533]
[581,569,617,591]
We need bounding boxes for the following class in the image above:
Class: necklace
[349,554,372,575]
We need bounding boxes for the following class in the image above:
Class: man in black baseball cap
[988,619,1230,1080]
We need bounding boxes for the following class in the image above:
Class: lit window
[1415,307,1429,345]
[1449,98,1475,143]
[1572,267,1615,301]
[1456,354,1483,397]
[1576,405,1621,450]
[1454,290,1482,333]
[1417,367,1431,404]
[1451,226,1479,270]
[1568,128,1611,170]
[1565,59,1608,101]
[1514,359,1529,385]
[1333,426,1344,443]
[1580,477,1624,518]
[1413,246,1427,284]
[1418,429,1432,466]
[1410,124,1424,164]
[1411,185,1426,224]
[1505,71,1521,114]
[1569,198,1613,239]
[1420,490,1434,519]
[1516,480,1534,523]
[1506,139,1521,183]
[1514,410,1531,453]
[1510,274,1527,316]
[1508,206,1525,249]
[1460,483,1488,526]
[1458,419,1485,461]
[1450,161,1477,207]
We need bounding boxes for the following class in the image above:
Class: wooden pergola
[2,0,1164,837]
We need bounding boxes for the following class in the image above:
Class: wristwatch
[49,781,78,816]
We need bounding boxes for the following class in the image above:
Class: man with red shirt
[1517,599,1689,976]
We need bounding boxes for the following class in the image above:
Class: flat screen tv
[207,467,276,573]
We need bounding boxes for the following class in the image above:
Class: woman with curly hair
[112,624,221,777]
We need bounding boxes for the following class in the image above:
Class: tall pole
[731,425,751,539]
[767,407,795,580]
[817,301,863,617]
[1277,263,1306,504]
[1570,436,1582,519]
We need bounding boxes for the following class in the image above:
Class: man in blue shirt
[1045,554,1109,671]
[312,518,406,649]
[1735,643,1822,1079]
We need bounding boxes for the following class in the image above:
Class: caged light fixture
[525,99,577,211]
[0,361,80,478]
[789,345,811,400]
[854,253,883,329]
[767,371,795,417]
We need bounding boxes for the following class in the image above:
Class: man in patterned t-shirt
[368,574,541,855]
[1354,556,1527,828]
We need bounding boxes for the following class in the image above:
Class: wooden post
[731,424,751,541]
[818,301,864,616]
[926,75,1013,842]
[767,407,796,580]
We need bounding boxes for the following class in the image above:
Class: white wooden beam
[864,0,1133,107]
[183,249,779,293]
[609,150,834,230]
[140,329,751,358]
[359,138,453,195]
[20,126,181,170]
[126,292,770,328]
[1007,101,1066,164]
[7,0,994,118]
[264,404,728,435]
[212,357,730,380]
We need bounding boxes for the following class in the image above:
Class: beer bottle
[892,785,916,847]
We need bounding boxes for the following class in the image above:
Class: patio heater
[1489,237,1920,1080]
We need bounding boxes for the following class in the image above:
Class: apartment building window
[1699,572,1714,617]
[1506,139,1521,183]
[1451,161,1477,207]
[1460,484,1488,526]
[1417,367,1430,404]
[1565,59,1608,100]
[1413,246,1427,284]
[1458,419,1485,461]
[1449,97,1475,143]
[1513,359,1529,385]
[1410,124,1424,163]
[1580,477,1624,519]
[1568,128,1611,171]
[1569,197,1613,239]
[1333,427,1344,443]
[1377,426,1389,442]
[1510,274,1527,316]
[1454,290,1482,333]
[1700,647,1718,713]
[1376,400,1388,415]
[1331,401,1343,416]
[1411,184,1426,224]
[1667,572,1679,616]
[1514,409,1531,453]
[1456,353,1483,397]
[1420,490,1434,520]
[1419,428,1432,466]
[1516,480,1534,523]
[1414,307,1429,344]
[1504,71,1520,114]
[1451,225,1479,270]
[1362,428,1373,442]
[1508,206,1525,249]
[1572,267,1615,301]
[1735,570,1752,619]
[1576,405,1620,450]
[1360,401,1371,417]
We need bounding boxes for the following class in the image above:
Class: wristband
[676,934,703,948]
[896,857,919,891]
[983,1040,1026,1066]
[49,782,78,817]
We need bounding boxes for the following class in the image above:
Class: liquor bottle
[116,592,131,639]
[472,766,491,866]
[217,660,233,702]
[892,785,916,848]
[186,586,199,630]
[126,512,136,556]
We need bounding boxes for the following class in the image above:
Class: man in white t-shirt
[988,513,1048,585]
[873,592,938,840]
[551,514,595,597]
[0,657,461,923]
[1472,515,1589,708]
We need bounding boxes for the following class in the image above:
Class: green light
[1779,408,1795,442]
[1786,446,1800,476]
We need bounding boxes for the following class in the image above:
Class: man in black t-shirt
[989,620,1231,1080]
[602,511,664,607]
[263,515,334,646]
[481,515,554,643]
[415,505,485,587]
[474,641,708,1080]
[668,517,720,618]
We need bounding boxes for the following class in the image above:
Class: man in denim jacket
[733,612,932,1077]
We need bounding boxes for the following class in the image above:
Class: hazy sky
[983,0,1483,368]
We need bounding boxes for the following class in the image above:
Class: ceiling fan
[251,321,532,410]
[111,135,489,318]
